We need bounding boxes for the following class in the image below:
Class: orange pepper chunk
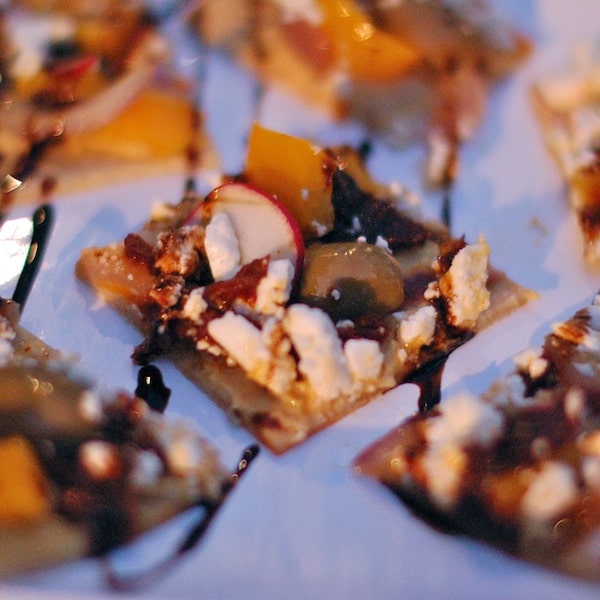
[318,0,421,82]
[0,436,50,523]
[244,123,336,240]
[61,89,195,159]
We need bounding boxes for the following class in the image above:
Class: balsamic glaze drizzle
[407,354,448,413]
[104,444,260,592]
[135,365,171,413]
[11,203,54,312]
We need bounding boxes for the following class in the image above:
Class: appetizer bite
[0,203,253,581]
[0,0,217,205]
[76,125,535,453]
[355,292,600,582]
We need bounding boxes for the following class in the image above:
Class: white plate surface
[2,1,600,598]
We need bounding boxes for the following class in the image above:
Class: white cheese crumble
[564,387,587,423]
[0,315,16,366]
[425,392,504,447]
[513,348,549,380]
[78,390,105,424]
[153,417,210,477]
[396,305,437,351]
[520,461,578,522]
[182,287,208,322]
[255,259,294,317]
[205,212,241,281]
[440,237,490,328]
[208,312,271,378]
[419,444,467,509]
[79,440,119,480]
[283,304,351,401]
[343,338,384,385]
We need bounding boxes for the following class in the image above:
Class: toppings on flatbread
[355,292,600,582]
[76,126,535,453]
[0,295,236,578]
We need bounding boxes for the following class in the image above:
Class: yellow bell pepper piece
[245,123,336,240]
[319,0,421,82]
[0,436,50,523]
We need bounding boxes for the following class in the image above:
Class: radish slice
[192,182,305,279]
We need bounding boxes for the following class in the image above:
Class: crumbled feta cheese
[425,392,504,447]
[208,312,271,378]
[439,236,490,328]
[564,387,587,422]
[0,316,15,366]
[78,390,104,424]
[283,304,351,401]
[419,444,467,509]
[255,259,294,316]
[0,339,14,366]
[513,348,549,380]
[182,287,208,323]
[79,441,119,480]
[424,281,440,300]
[397,305,437,351]
[205,212,241,281]
[520,461,578,522]
[152,417,209,476]
[343,339,383,384]
[166,432,205,476]
[260,318,296,394]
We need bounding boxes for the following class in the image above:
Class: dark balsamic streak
[104,444,260,592]
[405,353,449,412]
[135,365,171,413]
[441,183,452,233]
[12,203,54,312]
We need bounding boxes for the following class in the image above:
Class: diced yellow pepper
[318,0,421,82]
[0,436,50,523]
[61,89,196,159]
[245,123,336,240]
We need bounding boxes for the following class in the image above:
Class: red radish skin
[189,182,305,282]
